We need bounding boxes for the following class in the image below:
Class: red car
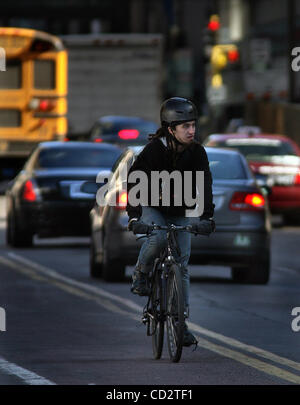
[204,133,300,223]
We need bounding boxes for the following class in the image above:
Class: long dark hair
[148,126,167,141]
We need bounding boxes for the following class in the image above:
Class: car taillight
[94,137,103,143]
[294,173,300,185]
[115,191,128,209]
[118,129,139,140]
[22,180,37,202]
[229,192,265,211]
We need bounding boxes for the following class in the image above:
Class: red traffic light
[207,15,220,31]
[227,49,239,62]
[208,20,220,31]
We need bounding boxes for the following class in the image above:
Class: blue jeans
[135,207,191,312]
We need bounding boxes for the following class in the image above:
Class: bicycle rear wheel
[150,269,164,359]
[166,263,184,363]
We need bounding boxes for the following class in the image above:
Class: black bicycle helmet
[160,97,198,127]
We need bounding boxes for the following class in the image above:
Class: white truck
[61,33,164,136]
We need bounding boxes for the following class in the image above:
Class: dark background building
[2,0,300,141]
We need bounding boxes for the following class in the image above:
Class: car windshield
[37,147,121,168]
[212,139,298,162]
[207,151,247,180]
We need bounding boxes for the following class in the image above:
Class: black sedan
[87,146,271,284]
[89,115,158,147]
[6,141,122,247]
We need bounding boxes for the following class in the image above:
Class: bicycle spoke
[166,264,184,363]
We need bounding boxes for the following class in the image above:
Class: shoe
[183,323,198,347]
[131,269,150,296]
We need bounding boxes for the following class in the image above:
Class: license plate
[60,180,95,199]
[233,234,251,247]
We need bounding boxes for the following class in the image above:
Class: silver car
[88,146,271,284]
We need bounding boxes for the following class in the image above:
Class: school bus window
[0,109,21,127]
[0,60,22,89]
[33,60,55,89]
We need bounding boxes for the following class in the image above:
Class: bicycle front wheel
[150,269,164,359]
[166,264,185,363]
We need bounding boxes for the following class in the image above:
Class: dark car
[89,115,158,147]
[87,146,271,285]
[6,141,122,247]
[204,133,300,223]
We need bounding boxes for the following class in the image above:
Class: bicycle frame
[138,222,203,361]
[142,224,192,353]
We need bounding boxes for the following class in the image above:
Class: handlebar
[151,223,193,232]
[151,223,213,236]
[134,221,213,240]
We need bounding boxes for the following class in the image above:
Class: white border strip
[0,356,55,385]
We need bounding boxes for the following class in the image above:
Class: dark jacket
[126,137,214,220]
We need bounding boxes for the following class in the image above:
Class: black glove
[128,219,153,235]
[191,219,215,235]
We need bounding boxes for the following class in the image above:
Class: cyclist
[126,97,215,346]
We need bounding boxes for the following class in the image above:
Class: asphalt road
[0,196,300,388]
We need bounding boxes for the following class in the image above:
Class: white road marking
[0,356,55,385]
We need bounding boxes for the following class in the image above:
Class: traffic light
[207,14,220,32]
[227,48,239,63]
[203,14,221,59]
[210,44,240,87]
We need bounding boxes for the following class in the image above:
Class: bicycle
[140,223,199,363]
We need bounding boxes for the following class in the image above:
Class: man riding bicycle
[126,97,215,347]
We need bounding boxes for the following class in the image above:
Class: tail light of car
[93,138,103,143]
[118,129,139,140]
[294,172,300,185]
[22,180,38,202]
[115,191,128,210]
[229,191,265,211]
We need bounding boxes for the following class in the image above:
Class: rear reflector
[22,180,37,202]
[230,192,265,210]
[118,129,139,140]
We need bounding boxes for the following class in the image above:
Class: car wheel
[89,237,103,278]
[7,212,33,248]
[102,238,125,282]
[231,259,270,285]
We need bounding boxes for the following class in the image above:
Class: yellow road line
[1,253,300,384]
[188,322,300,373]
[194,335,300,384]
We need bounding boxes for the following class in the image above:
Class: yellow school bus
[0,27,67,180]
